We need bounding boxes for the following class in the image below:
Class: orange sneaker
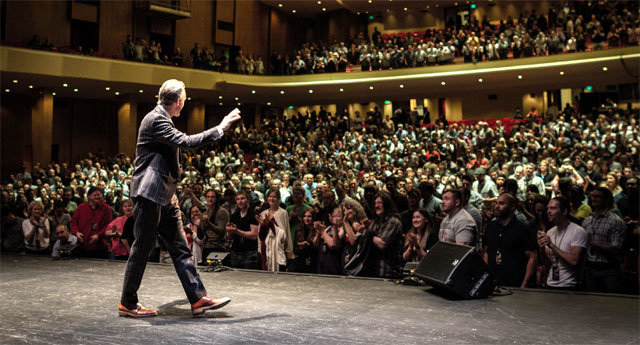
[118,302,158,318]
[191,296,231,315]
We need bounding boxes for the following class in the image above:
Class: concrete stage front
[0,255,638,344]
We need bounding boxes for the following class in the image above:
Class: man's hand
[219,108,241,132]
[76,232,84,242]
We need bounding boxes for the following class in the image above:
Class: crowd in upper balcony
[2,96,638,293]
[269,0,639,75]
[12,1,639,75]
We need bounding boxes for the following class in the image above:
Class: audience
[1,91,638,293]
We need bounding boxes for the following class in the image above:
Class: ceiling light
[218,95,223,99]
[219,102,223,105]
[28,85,33,89]
[559,71,565,75]
[368,0,372,3]
[404,7,407,11]
[517,75,523,79]
[436,4,438,7]
[478,78,483,82]
[266,102,271,106]
[602,66,608,71]
[105,87,110,91]
[322,8,326,11]
[317,1,321,4]
[115,91,120,96]
[234,97,239,101]
[12,80,18,84]
[63,83,68,87]
[369,86,374,90]
[280,90,285,94]
[187,97,191,101]
[455,2,458,6]
[278,3,283,7]
[139,90,144,93]
[52,92,56,96]
[73,88,78,92]
[251,90,256,94]
[4,89,9,93]
[426,5,430,8]
[441,81,446,86]
[308,89,314,94]
[339,88,344,92]
[237,102,241,106]
[292,9,296,13]
[399,84,404,88]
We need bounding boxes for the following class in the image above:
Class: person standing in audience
[439,189,477,246]
[583,187,625,293]
[104,199,133,260]
[537,196,587,290]
[402,209,438,263]
[23,201,50,255]
[70,187,112,258]
[293,209,318,273]
[369,191,403,278]
[483,193,537,288]
[226,190,260,269]
[199,189,230,264]
[257,189,293,272]
[313,207,345,275]
[186,205,204,265]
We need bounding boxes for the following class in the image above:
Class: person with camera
[51,224,78,260]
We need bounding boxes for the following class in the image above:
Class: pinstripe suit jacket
[130,105,222,206]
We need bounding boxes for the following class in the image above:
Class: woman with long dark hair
[402,209,438,262]
[368,191,403,278]
[292,209,317,273]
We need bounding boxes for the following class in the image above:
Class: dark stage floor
[0,254,638,345]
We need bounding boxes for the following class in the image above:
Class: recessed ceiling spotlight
[218,95,223,99]
[251,90,256,94]
[237,102,241,106]
[317,0,321,4]
[280,90,285,94]
[426,5,430,8]
[368,0,372,3]
[219,102,223,106]
[399,84,404,88]
[559,71,565,75]
[292,9,296,13]
[478,78,483,82]
[322,8,326,11]
[266,102,272,106]
[106,87,110,91]
[115,91,120,96]
[454,2,458,6]
[234,97,239,101]
[441,81,446,86]
[139,89,144,93]
[73,88,78,92]
[4,89,10,93]
[278,3,283,7]
[339,88,344,92]
[369,86,374,90]
[28,85,33,89]
[602,66,608,71]
[187,97,191,101]
[52,92,56,96]
[12,80,18,84]
[63,83,68,87]
[404,7,407,11]
[517,75,523,79]
[308,89,314,94]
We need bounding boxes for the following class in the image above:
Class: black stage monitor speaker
[414,242,495,299]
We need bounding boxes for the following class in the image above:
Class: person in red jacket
[70,186,112,258]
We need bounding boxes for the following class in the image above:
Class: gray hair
[157,79,185,106]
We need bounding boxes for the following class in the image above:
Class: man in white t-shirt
[537,196,587,289]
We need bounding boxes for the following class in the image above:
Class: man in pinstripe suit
[119,79,240,317]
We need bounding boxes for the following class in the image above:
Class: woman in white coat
[257,189,294,271]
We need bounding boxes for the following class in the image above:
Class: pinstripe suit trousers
[120,195,207,308]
